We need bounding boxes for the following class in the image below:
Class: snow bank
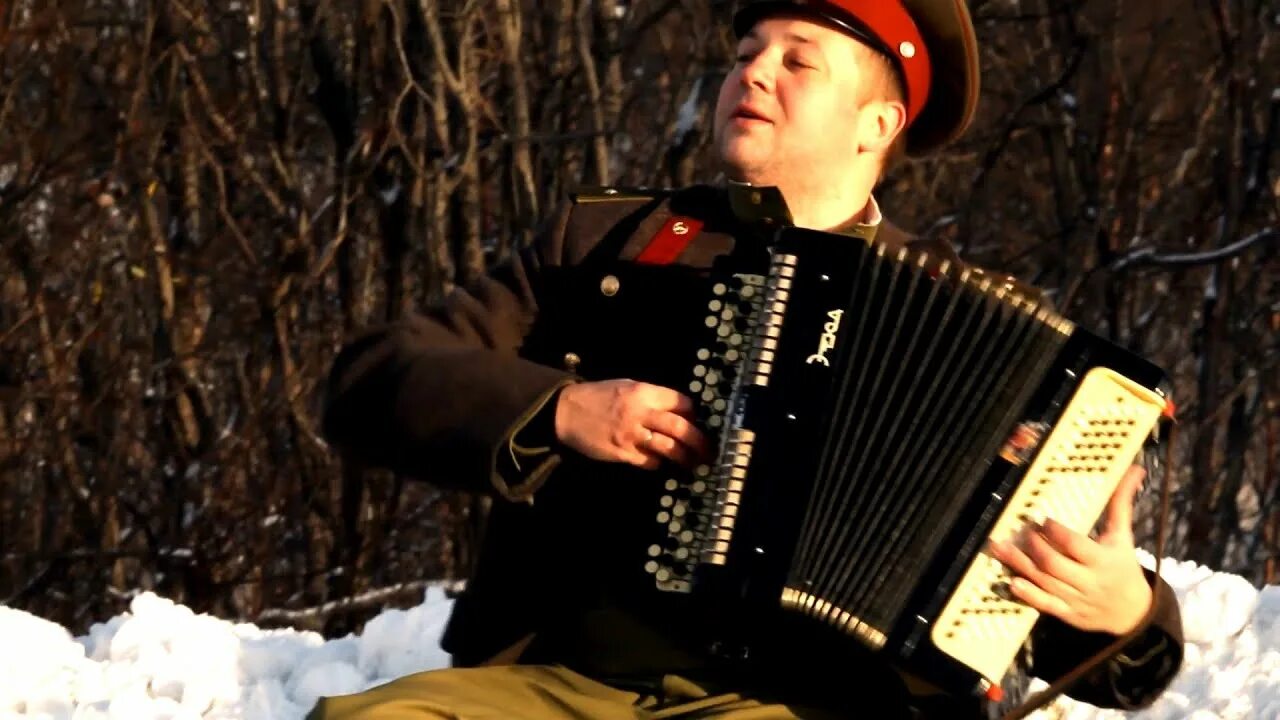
[1,556,1275,719]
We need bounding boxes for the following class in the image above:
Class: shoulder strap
[568,185,705,266]
[560,185,669,266]
[569,185,669,204]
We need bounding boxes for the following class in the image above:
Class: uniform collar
[825,193,882,242]
[862,193,884,227]
[723,181,883,242]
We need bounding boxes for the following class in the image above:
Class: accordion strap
[997,418,1177,720]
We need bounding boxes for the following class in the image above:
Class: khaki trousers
[305,664,856,720]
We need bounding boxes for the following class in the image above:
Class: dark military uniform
[313,183,1184,719]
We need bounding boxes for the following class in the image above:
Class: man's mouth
[732,105,771,123]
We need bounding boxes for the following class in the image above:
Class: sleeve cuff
[1101,627,1181,708]
[1096,567,1185,709]
[490,380,577,503]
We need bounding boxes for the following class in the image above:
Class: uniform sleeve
[1027,567,1184,709]
[320,201,581,502]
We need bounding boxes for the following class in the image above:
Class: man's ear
[857,98,907,156]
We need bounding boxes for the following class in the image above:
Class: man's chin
[716,150,772,184]
[723,165,777,186]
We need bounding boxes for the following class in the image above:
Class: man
[311,1,1184,717]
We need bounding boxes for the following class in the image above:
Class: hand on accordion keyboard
[987,465,1155,637]
[554,379,715,471]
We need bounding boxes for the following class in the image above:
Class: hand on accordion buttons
[988,465,1154,637]
[554,379,715,471]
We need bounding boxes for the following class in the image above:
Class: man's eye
[736,52,757,63]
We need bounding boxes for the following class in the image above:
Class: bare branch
[1111,228,1278,271]
[256,580,440,624]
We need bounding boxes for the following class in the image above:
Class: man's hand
[554,380,714,471]
[988,464,1154,636]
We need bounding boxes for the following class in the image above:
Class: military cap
[732,0,980,155]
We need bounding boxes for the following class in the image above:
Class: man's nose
[738,54,774,93]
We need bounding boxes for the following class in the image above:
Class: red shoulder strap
[635,216,704,265]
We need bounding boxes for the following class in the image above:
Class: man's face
[713,15,880,187]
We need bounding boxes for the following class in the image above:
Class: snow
[1,555,1276,720]
[672,76,705,146]
[0,589,452,720]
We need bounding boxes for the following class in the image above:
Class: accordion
[643,223,1173,701]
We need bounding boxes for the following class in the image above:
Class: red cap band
[817,0,932,126]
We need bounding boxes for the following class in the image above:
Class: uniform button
[600,275,620,296]
[564,352,581,372]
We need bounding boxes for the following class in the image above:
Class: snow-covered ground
[1,552,1275,719]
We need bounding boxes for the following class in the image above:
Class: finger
[627,446,663,471]
[1100,464,1145,545]
[1019,529,1092,596]
[989,540,1083,603]
[1038,518,1102,566]
[1007,576,1074,622]
[642,430,696,469]
[637,384,697,417]
[647,411,715,462]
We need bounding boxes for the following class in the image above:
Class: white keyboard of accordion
[649,272,766,592]
[745,255,795,388]
[930,366,1167,686]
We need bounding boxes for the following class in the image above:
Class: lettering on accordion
[645,270,767,592]
[929,367,1168,686]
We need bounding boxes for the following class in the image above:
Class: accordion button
[563,352,581,371]
[600,275,621,296]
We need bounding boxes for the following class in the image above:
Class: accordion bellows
[643,225,1171,699]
